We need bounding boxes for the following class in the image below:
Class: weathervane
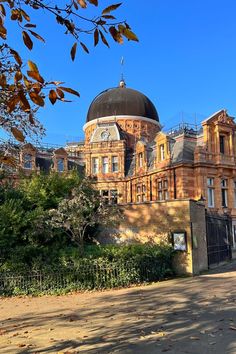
[119,56,126,87]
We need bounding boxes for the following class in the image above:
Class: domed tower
[82,81,161,204]
[83,80,161,148]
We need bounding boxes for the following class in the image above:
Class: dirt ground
[1,262,236,354]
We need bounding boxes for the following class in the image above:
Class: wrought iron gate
[206,212,232,267]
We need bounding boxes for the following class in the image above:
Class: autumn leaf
[70,42,77,61]
[11,127,25,142]
[0,156,16,166]
[20,9,30,22]
[77,0,87,8]
[87,0,98,5]
[18,91,31,111]
[109,26,123,44]
[14,71,22,82]
[22,31,33,50]
[0,4,6,16]
[102,3,122,15]
[29,113,35,125]
[10,49,22,66]
[122,28,139,42]
[49,90,57,104]
[28,30,45,43]
[7,96,20,113]
[27,70,44,84]
[0,74,6,87]
[28,60,39,73]
[59,86,80,97]
[102,15,115,19]
[24,23,37,28]
[0,24,7,39]
[99,30,109,47]
[80,41,89,53]
[56,88,64,99]
[29,91,45,106]
[94,28,99,46]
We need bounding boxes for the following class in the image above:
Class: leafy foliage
[49,178,121,248]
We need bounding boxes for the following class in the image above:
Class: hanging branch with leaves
[0,0,138,144]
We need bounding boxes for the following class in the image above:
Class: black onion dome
[86,85,159,123]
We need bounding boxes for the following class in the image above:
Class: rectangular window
[220,135,225,154]
[101,190,109,204]
[207,178,214,208]
[157,179,168,201]
[102,157,109,173]
[160,144,165,161]
[221,179,228,207]
[112,156,118,172]
[110,190,118,204]
[24,154,32,169]
[158,190,163,200]
[138,153,143,167]
[92,157,99,174]
[136,183,146,202]
[57,158,64,172]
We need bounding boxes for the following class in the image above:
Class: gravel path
[1,261,236,354]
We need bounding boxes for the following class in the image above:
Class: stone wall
[98,199,208,275]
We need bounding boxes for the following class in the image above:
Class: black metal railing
[0,258,172,296]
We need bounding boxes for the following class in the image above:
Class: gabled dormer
[135,140,147,173]
[20,143,37,170]
[53,148,68,172]
[154,132,171,166]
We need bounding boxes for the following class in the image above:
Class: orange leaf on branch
[27,71,44,84]
[22,31,33,50]
[49,89,58,104]
[102,3,122,15]
[80,41,89,54]
[29,91,45,107]
[70,42,77,61]
[28,30,45,43]
[59,86,80,97]
[11,127,25,142]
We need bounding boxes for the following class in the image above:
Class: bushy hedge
[0,244,175,295]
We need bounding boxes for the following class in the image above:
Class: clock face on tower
[101,130,110,141]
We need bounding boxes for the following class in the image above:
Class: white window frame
[92,157,99,174]
[102,157,109,173]
[207,177,215,208]
[112,156,118,172]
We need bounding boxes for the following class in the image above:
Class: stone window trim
[102,156,109,174]
[157,178,169,201]
[92,157,99,174]
[100,189,118,204]
[57,157,65,172]
[207,177,215,208]
[138,152,143,168]
[111,156,119,173]
[23,153,33,169]
[136,183,146,202]
[219,135,225,154]
[160,144,165,161]
[221,178,228,207]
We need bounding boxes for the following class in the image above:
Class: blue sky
[5,0,236,144]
